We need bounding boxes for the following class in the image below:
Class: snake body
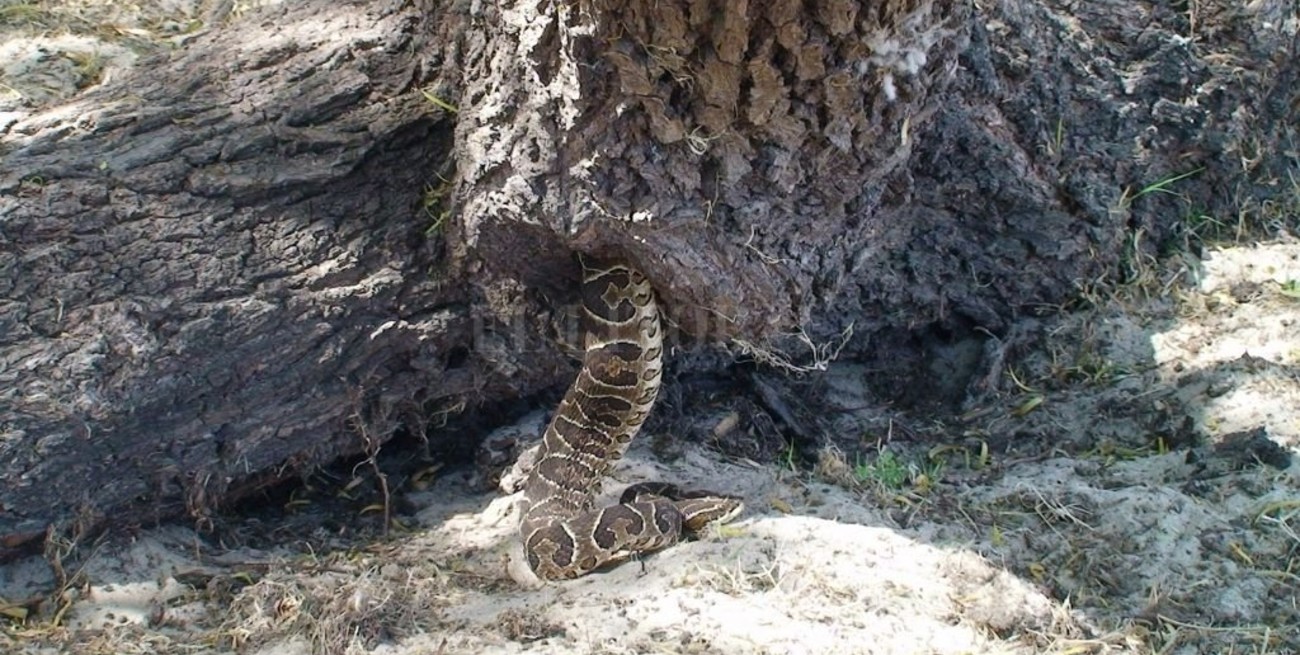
[519,258,742,580]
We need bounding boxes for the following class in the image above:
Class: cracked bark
[1,0,1295,555]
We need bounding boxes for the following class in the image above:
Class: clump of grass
[854,449,909,489]
[814,444,946,494]
[64,50,104,89]
[0,2,79,32]
[0,1,182,45]
[219,554,451,654]
[687,555,782,596]
[853,449,945,492]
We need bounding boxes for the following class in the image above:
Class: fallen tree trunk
[1,0,1295,556]
[0,0,499,553]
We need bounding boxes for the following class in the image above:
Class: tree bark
[0,0,511,555]
[457,0,1297,342]
[2,0,1295,555]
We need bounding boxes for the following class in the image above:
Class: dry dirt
[3,2,1299,654]
[2,243,1297,655]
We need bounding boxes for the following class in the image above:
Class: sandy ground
[2,242,1297,655]
[3,3,1299,654]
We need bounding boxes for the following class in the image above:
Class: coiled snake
[519,258,743,580]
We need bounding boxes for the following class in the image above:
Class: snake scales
[519,258,743,580]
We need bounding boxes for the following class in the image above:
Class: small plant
[421,176,454,237]
[1057,350,1129,386]
[1180,211,1236,248]
[1085,437,1157,463]
[1045,116,1065,157]
[780,440,799,472]
[1120,167,1206,208]
[853,449,945,491]
[854,450,908,489]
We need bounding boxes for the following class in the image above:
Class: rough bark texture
[2,0,1296,555]
[0,0,516,555]
[457,0,1297,346]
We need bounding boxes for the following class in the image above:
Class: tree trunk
[0,0,508,554]
[457,0,1297,343]
[2,0,1295,556]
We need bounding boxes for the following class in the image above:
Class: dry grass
[218,549,458,655]
[684,555,783,596]
[1073,138,1298,316]
[0,0,199,43]
[0,1,291,112]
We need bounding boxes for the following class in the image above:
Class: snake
[518,258,744,580]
